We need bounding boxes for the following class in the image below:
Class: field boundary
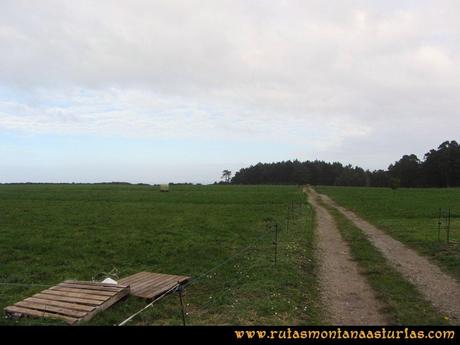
[323,203,446,324]
[316,190,460,324]
[305,187,387,325]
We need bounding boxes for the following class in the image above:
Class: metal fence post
[438,208,441,242]
[178,285,186,326]
[286,207,290,233]
[274,222,278,266]
[447,208,451,244]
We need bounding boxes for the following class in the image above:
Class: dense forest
[231,140,460,188]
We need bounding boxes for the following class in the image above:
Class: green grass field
[0,184,319,325]
[315,186,460,280]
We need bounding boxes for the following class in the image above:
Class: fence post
[178,285,186,326]
[274,223,278,266]
[447,208,451,244]
[438,208,441,242]
[286,207,290,233]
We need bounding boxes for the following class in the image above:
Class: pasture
[315,186,460,280]
[0,184,318,325]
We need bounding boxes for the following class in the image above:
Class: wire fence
[2,197,312,326]
[120,199,311,326]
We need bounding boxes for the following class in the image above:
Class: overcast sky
[1,0,459,183]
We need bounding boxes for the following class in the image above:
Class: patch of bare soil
[318,192,460,324]
[305,187,387,325]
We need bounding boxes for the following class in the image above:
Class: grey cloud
[0,0,459,169]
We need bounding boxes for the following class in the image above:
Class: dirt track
[317,191,460,324]
[305,187,387,325]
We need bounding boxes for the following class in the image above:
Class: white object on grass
[102,277,118,285]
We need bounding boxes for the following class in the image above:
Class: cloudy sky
[1,0,459,183]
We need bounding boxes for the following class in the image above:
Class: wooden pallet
[4,280,129,325]
[119,272,190,299]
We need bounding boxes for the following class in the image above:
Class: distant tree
[422,141,460,187]
[229,140,460,188]
[334,165,367,186]
[388,154,422,187]
[221,170,232,183]
[389,177,400,190]
[369,169,389,187]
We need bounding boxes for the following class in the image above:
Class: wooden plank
[127,273,167,285]
[63,280,128,289]
[126,274,170,292]
[135,274,187,293]
[79,285,129,323]
[120,272,186,291]
[119,271,158,285]
[118,271,150,280]
[58,282,123,292]
[4,280,130,325]
[122,273,177,289]
[140,273,181,285]
[50,286,115,297]
[25,297,95,312]
[14,300,87,318]
[119,276,164,292]
[144,277,183,289]
[41,289,109,301]
[119,272,191,299]
[5,305,78,325]
[134,276,180,296]
[113,272,148,285]
[118,272,153,286]
[34,292,104,306]
[136,285,177,299]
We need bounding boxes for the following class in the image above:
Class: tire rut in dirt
[306,187,388,325]
[318,192,460,324]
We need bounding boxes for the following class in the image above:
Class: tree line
[230,140,460,188]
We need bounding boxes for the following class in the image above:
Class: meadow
[315,186,460,280]
[0,184,318,325]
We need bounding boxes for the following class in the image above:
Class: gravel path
[318,191,460,324]
[305,187,387,325]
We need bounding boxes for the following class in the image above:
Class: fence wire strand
[2,200,308,325]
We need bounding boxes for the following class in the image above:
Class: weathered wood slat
[129,274,169,288]
[41,289,109,301]
[4,280,129,324]
[119,273,161,292]
[126,274,170,292]
[136,285,176,298]
[118,272,153,286]
[5,305,78,324]
[14,300,87,318]
[134,276,180,296]
[50,286,115,297]
[58,282,122,292]
[80,287,129,323]
[25,297,95,312]
[110,273,141,285]
[119,272,187,288]
[34,292,104,306]
[119,272,191,300]
[63,280,127,289]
